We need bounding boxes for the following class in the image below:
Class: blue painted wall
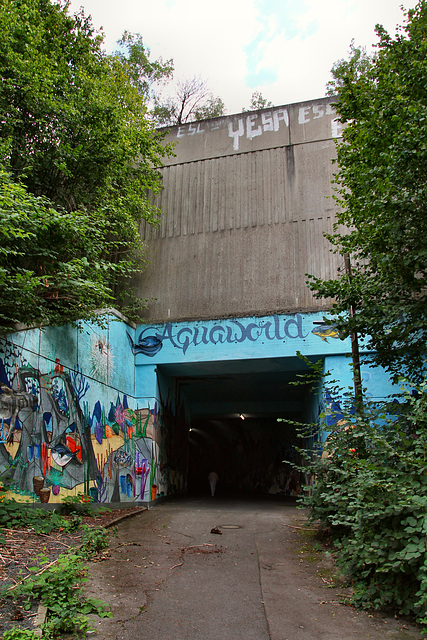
[0,314,163,505]
[130,312,349,365]
[0,310,398,503]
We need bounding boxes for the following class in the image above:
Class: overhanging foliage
[308,1,427,382]
[0,0,174,331]
[298,380,427,627]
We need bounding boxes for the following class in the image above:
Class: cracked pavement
[84,497,425,640]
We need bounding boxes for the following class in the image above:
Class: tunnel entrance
[187,414,304,496]
[157,356,321,498]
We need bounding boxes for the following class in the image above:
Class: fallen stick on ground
[186,543,214,550]
[36,533,71,547]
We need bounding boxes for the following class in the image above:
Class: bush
[0,494,112,637]
[1,552,111,638]
[60,493,93,517]
[79,524,110,559]
[299,380,427,627]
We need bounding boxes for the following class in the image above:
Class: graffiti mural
[0,330,164,505]
[0,311,397,504]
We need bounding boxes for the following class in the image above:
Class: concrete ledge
[103,507,147,528]
[34,604,47,636]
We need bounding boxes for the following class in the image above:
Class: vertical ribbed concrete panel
[135,97,342,323]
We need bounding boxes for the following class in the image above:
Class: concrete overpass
[0,98,397,504]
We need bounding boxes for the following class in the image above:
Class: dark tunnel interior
[157,356,321,497]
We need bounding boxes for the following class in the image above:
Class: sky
[67,0,419,114]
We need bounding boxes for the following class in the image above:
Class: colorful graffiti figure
[127,331,163,357]
[0,364,90,494]
[0,341,163,504]
[0,382,38,443]
[311,323,340,341]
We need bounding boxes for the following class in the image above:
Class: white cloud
[68,0,419,113]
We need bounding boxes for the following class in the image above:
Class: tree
[153,76,226,126]
[243,91,273,112]
[114,31,174,100]
[114,37,225,126]
[0,167,121,331]
[325,40,375,96]
[0,0,170,215]
[308,1,427,383]
[192,96,226,122]
[0,0,173,331]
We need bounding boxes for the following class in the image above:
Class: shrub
[60,493,93,517]
[0,496,81,544]
[299,380,427,627]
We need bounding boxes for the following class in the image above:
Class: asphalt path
[85,496,425,640]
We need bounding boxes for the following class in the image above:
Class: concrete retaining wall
[135,97,343,323]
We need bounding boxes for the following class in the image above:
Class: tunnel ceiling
[158,356,318,420]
